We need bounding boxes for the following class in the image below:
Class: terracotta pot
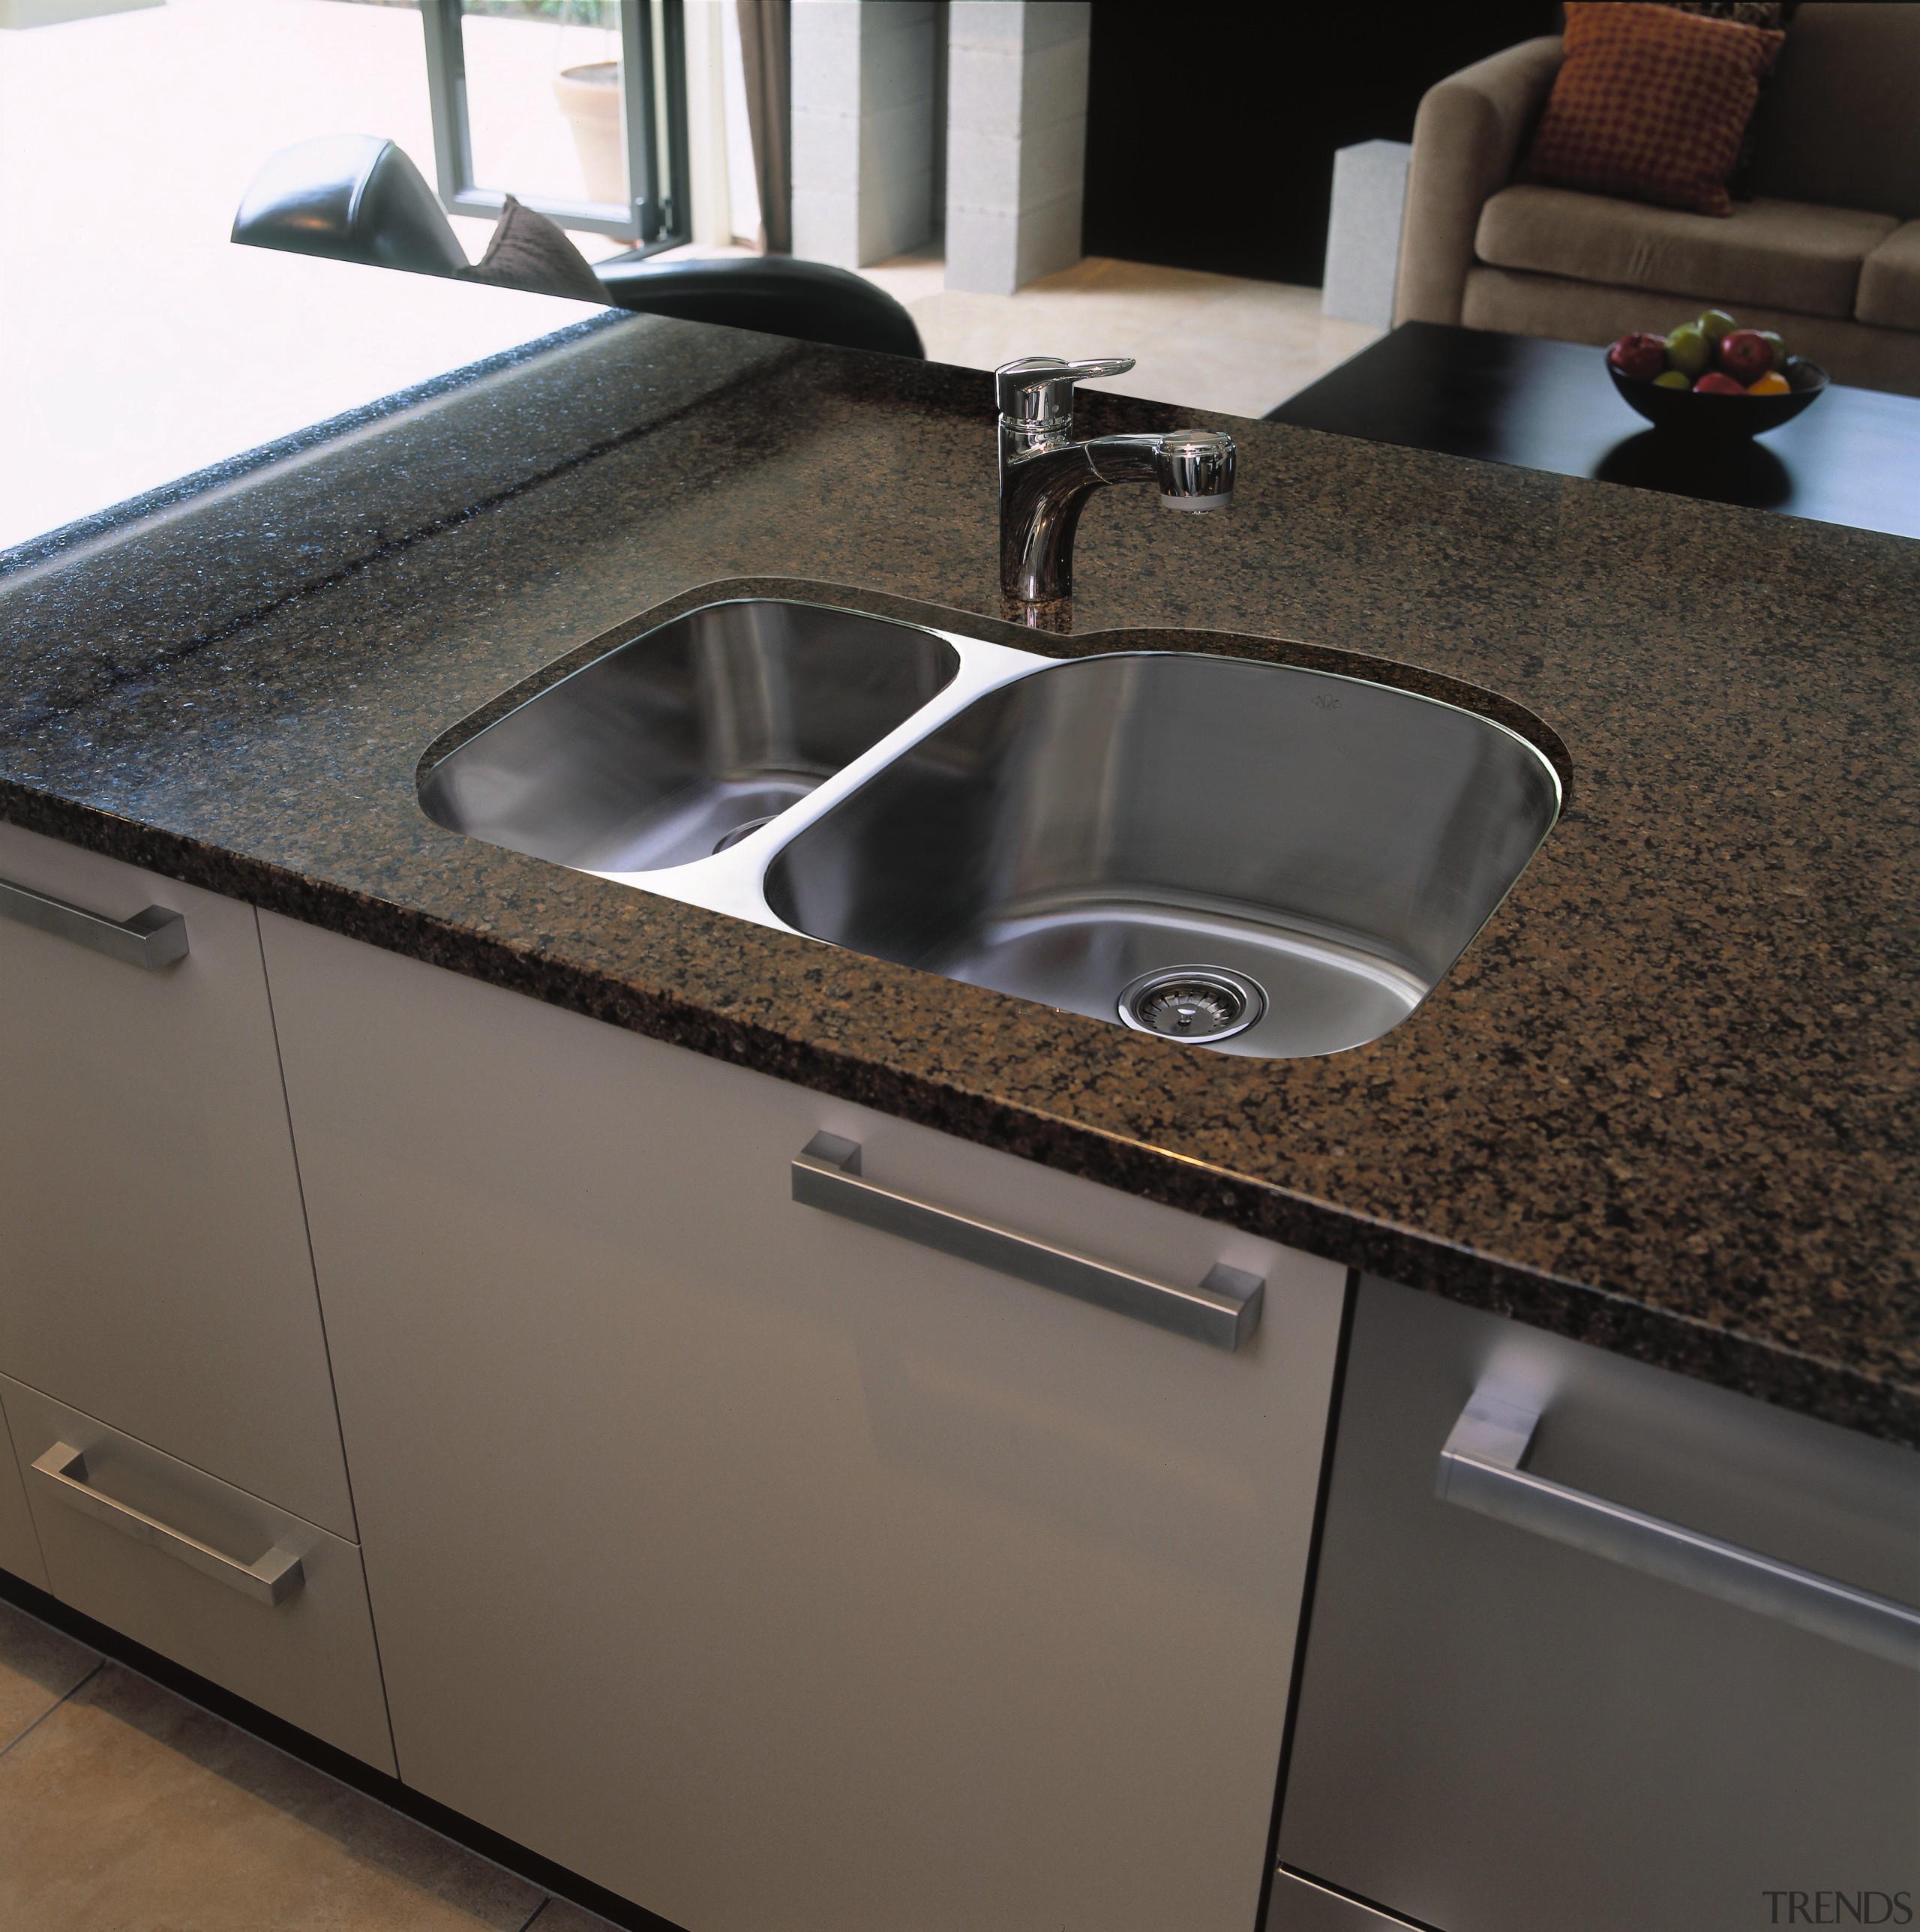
[551,60,624,205]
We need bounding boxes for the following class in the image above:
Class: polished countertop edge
[0,310,627,584]
[5,566,1909,1451]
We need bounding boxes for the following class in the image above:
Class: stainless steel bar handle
[792,1133,1263,1351]
[0,875,188,969]
[29,1443,304,1607]
[1437,1384,1920,1670]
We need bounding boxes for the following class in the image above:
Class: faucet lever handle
[995,355,1136,430]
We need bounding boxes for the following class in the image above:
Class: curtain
[735,0,791,255]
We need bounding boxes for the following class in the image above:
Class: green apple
[1698,308,1738,341]
[1666,324,1713,376]
[1653,368,1692,388]
[1756,329,1787,370]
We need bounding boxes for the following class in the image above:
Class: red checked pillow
[1522,2,1786,218]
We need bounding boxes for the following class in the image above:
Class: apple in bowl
[1606,310,1827,437]
[1606,332,1668,381]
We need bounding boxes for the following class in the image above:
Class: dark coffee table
[1268,320,1920,542]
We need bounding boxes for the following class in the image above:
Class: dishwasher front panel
[1274,1277,1920,1932]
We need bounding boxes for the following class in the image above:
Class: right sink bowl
[764,651,1562,1058]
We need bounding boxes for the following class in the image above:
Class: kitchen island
[2,272,1916,1932]
[3,286,1913,1445]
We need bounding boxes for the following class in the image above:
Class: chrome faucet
[996,356,1236,624]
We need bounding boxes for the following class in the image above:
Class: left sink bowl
[418,598,961,871]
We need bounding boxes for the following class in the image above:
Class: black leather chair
[589,253,922,358]
[232,134,925,361]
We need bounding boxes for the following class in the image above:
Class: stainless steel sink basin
[421,598,1560,1060]
[418,599,961,872]
[763,652,1561,1058]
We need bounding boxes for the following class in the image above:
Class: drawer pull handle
[792,1132,1264,1351]
[1437,1385,1920,1670]
[29,1442,304,1607]
[0,875,188,970]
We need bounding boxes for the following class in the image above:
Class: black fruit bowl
[1607,358,1827,439]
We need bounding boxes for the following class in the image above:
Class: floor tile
[1079,332,1310,418]
[0,1663,545,1932]
[856,248,947,306]
[0,1598,100,1753]
[1012,267,1235,331]
[1186,282,1328,337]
[858,251,1382,418]
[1068,256,1247,301]
[526,1900,628,1931]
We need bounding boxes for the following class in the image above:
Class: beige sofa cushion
[1858,222,1920,331]
[1748,2,1920,222]
[1476,183,1896,320]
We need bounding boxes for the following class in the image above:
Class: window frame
[419,0,691,250]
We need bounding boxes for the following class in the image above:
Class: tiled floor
[0,1598,617,1932]
[648,244,1382,418]
[857,250,1385,418]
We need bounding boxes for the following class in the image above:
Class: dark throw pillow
[458,194,608,304]
[1650,0,1800,194]
[1525,2,1786,218]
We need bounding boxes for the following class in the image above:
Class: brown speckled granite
[2,312,1916,1447]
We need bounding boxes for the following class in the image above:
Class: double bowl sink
[419,598,1562,1058]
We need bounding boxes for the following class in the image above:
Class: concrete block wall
[1322,139,1412,328]
[944,0,1090,295]
[790,0,940,268]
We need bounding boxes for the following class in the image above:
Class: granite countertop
[3,310,1916,1448]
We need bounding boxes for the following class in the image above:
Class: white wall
[944,0,1088,295]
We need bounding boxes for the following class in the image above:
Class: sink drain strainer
[1118,966,1267,1043]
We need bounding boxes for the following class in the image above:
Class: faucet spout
[994,358,1237,620]
[1086,431,1238,510]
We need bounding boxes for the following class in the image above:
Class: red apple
[1718,328,1775,381]
[1608,332,1667,380]
[1693,371,1746,394]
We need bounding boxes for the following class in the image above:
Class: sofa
[1394,3,1920,396]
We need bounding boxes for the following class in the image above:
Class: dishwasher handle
[792,1133,1263,1351]
[0,874,188,969]
[1437,1385,1920,1670]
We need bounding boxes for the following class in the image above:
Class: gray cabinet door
[262,914,1348,1932]
[0,824,353,1535]
[1276,1276,1920,1932]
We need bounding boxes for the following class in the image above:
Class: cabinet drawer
[262,914,1348,1932]
[1276,1278,1920,1932]
[0,823,353,1534]
[0,1401,46,1591]
[1,1376,394,1772]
